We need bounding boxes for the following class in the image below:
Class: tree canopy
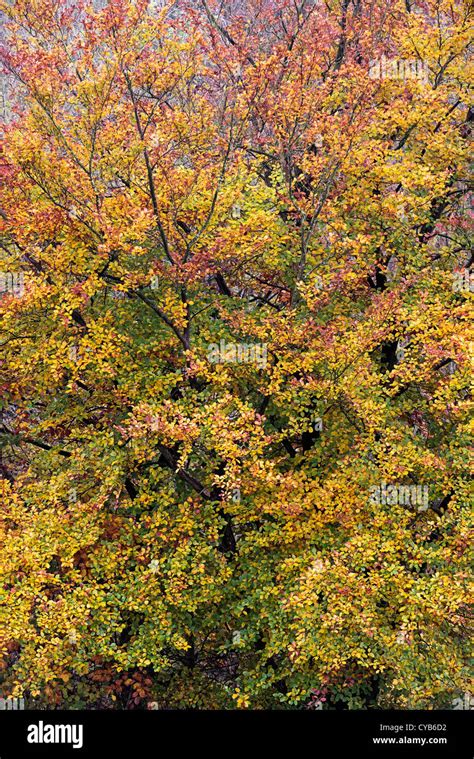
[0,0,472,709]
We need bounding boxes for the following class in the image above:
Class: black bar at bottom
[0,709,471,758]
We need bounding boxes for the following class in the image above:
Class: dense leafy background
[0,0,472,709]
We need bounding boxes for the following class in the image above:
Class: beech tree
[0,0,472,709]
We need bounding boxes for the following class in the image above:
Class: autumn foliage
[0,0,472,709]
